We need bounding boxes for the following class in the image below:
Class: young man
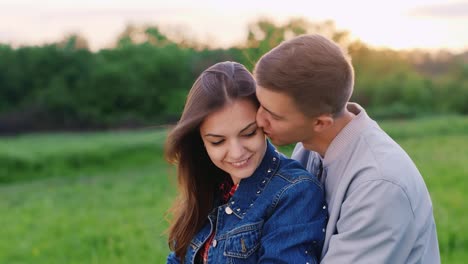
[254,34,440,263]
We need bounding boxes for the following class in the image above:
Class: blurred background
[0,0,467,263]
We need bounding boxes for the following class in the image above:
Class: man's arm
[321,179,415,264]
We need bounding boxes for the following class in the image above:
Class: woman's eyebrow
[203,133,224,138]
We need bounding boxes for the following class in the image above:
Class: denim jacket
[167,141,327,264]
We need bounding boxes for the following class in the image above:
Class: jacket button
[212,239,217,247]
[225,207,233,214]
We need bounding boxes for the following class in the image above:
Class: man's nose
[256,107,268,128]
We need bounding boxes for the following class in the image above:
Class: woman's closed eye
[210,139,225,146]
[206,127,258,146]
[243,129,257,137]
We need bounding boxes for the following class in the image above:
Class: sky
[1,0,468,52]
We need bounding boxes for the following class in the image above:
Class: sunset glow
[0,0,467,51]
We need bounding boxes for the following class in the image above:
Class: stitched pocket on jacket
[224,221,263,259]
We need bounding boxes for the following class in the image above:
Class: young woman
[165,61,327,264]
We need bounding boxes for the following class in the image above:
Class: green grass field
[1,116,467,263]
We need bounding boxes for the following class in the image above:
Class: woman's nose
[228,140,245,160]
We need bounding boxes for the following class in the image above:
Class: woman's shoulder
[264,155,326,215]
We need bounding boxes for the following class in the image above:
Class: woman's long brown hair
[165,61,258,261]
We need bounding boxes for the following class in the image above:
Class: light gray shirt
[292,103,440,264]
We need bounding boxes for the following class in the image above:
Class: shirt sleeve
[292,143,323,176]
[321,179,415,264]
[258,178,327,264]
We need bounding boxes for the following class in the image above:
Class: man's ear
[312,114,334,132]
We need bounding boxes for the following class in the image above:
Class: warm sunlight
[239,0,468,51]
[1,2,467,264]
[0,0,467,51]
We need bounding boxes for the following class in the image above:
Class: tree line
[0,18,467,134]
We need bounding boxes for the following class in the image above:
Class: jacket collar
[323,103,378,167]
[225,140,280,219]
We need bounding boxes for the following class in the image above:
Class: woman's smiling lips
[227,156,252,168]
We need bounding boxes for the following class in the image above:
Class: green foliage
[434,62,468,114]
[0,20,467,133]
[379,117,468,263]
[379,115,468,139]
[241,18,350,69]
[0,161,174,263]
[0,116,467,263]
[350,44,437,118]
[0,129,167,183]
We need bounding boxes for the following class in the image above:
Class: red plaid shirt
[198,181,238,263]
